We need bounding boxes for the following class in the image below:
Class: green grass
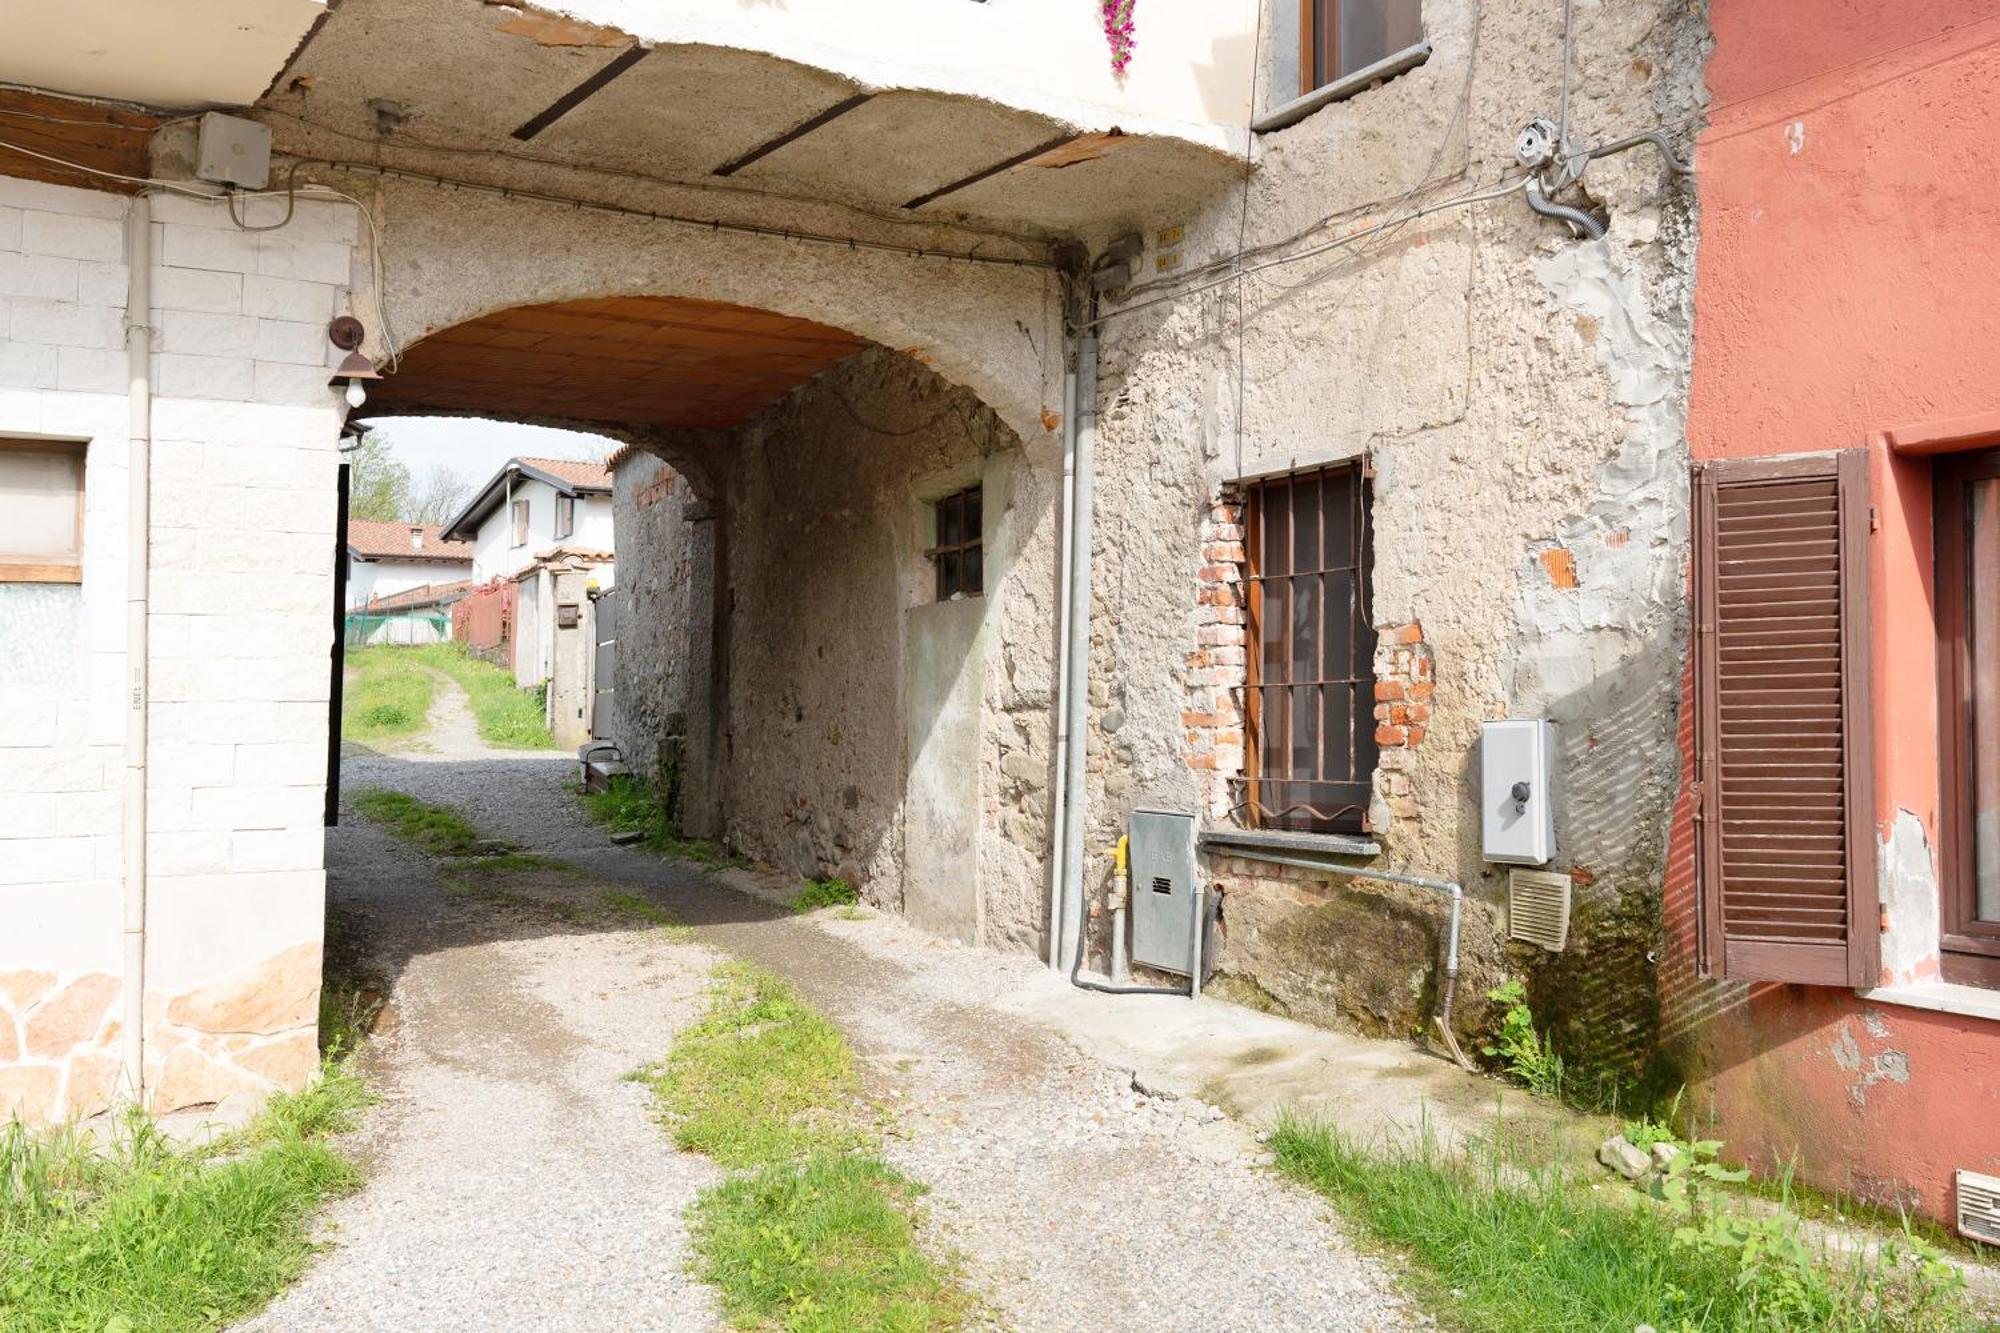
[340,647,436,744]
[1269,1115,1979,1333]
[638,964,966,1331]
[348,788,487,856]
[792,876,859,914]
[599,890,695,943]
[0,1065,370,1332]
[582,775,746,867]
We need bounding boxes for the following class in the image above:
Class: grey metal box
[1130,808,1199,975]
[196,112,272,189]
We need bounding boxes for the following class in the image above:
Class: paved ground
[254,680,1421,1331]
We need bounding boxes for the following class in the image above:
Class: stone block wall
[0,176,360,1121]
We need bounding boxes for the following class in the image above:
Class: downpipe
[1200,845,1476,1071]
[1045,368,1079,969]
[120,194,154,1107]
[1055,335,1098,974]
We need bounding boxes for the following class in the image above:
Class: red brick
[1390,621,1424,644]
[1198,564,1240,584]
[1407,681,1435,700]
[1375,680,1406,702]
[1375,724,1407,746]
[1570,865,1596,885]
[1188,752,1218,770]
[1406,724,1426,747]
[1407,702,1431,723]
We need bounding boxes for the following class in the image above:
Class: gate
[591,587,617,742]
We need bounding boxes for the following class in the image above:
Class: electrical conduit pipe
[1045,368,1078,969]
[120,194,153,1106]
[1054,335,1098,973]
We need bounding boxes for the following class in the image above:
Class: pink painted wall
[1671,0,2000,1218]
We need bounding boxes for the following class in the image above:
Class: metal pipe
[1045,368,1079,969]
[1204,843,1475,1070]
[1577,129,1693,176]
[1109,834,1130,982]
[1525,177,1606,240]
[120,194,153,1107]
[1056,335,1099,973]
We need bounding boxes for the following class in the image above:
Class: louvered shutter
[1693,451,1877,987]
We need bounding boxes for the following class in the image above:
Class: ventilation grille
[1508,869,1572,952]
[1959,1170,2000,1245]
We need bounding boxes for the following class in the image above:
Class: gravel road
[254,679,1416,1331]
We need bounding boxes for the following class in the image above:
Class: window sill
[1252,40,1432,134]
[1199,827,1381,858]
[1858,981,2000,1024]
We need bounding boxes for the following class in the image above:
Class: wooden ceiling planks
[0,87,160,194]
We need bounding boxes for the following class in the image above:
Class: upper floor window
[929,485,983,601]
[1244,464,1377,834]
[0,440,85,584]
[511,498,529,547]
[1301,0,1424,95]
[555,494,575,541]
[1937,447,2000,987]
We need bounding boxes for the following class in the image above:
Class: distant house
[443,456,616,748]
[441,456,615,585]
[344,521,472,611]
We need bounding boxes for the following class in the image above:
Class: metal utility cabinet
[1480,719,1556,865]
[1129,809,1202,976]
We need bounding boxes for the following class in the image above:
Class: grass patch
[340,647,436,744]
[348,788,487,856]
[792,876,858,914]
[638,964,966,1330]
[582,775,746,868]
[599,890,695,943]
[0,1064,370,1332]
[1270,1115,1978,1333]
[344,644,554,749]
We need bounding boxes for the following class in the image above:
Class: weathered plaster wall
[1666,0,2000,1217]
[708,347,1057,951]
[608,453,706,791]
[1085,0,1707,1070]
[1,178,359,1120]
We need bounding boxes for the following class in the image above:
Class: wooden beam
[0,88,159,194]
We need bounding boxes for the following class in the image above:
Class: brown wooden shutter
[1693,450,1877,987]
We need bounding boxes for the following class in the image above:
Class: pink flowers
[1100,0,1136,76]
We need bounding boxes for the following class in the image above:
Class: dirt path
[273,715,1417,1330]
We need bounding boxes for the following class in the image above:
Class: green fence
[344,609,451,648]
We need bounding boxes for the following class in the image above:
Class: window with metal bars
[1242,464,1377,833]
[928,485,983,601]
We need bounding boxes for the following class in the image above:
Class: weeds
[340,648,436,744]
[638,964,967,1330]
[343,644,554,749]
[583,774,746,868]
[1482,979,1566,1099]
[404,644,556,749]
[792,876,858,914]
[599,889,695,943]
[0,1064,370,1332]
[349,788,488,856]
[1270,1114,1979,1333]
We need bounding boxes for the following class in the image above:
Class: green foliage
[0,1064,368,1332]
[1269,1114,1979,1333]
[1482,979,1566,1099]
[345,431,411,523]
[582,774,745,866]
[348,788,487,856]
[411,643,557,749]
[792,877,858,914]
[641,964,967,1330]
[340,647,436,744]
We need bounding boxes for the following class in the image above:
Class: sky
[359,416,617,491]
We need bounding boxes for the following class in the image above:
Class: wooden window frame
[1297,0,1422,96]
[1693,450,1877,987]
[1935,446,2000,987]
[555,493,575,541]
[510,498,529,548]
[1242,462,1377,835]
[0,439,86,584]
[927,484,983,601]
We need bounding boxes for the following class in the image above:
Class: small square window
[511,498,529,547]
[928,485,983,601]
[0,441,86,583]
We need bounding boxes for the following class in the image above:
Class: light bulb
[344,379,367,409]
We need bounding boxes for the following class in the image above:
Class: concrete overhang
[0,0,326,109]
[255,0,1250,240]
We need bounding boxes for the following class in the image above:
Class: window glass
[931,485,983,601]
[0,443,85,581]
[1969,476,1999,922]
[1306,0,1423,93]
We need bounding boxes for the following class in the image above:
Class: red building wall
[1673,1,2000,1218]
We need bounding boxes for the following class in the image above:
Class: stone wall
[607,451,707,795]
[1084,0,1707,1077]
[0,176,360,1120]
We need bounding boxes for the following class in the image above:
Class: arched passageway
[362,291,1060,954]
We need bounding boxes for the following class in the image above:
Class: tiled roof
[516,456,612,491]
[362,580,472,612]
[346,521,473,562]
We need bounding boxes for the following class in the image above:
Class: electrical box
[196,113,272,190]
[1129,809,1201,976]
[1481,719,1555,865]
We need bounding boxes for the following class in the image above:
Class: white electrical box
[196,113,272,190]
[1481,719,1555,865]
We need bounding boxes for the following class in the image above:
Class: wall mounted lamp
[328,315,382,410]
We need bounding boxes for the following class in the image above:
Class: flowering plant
[1100,0,1136,76]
